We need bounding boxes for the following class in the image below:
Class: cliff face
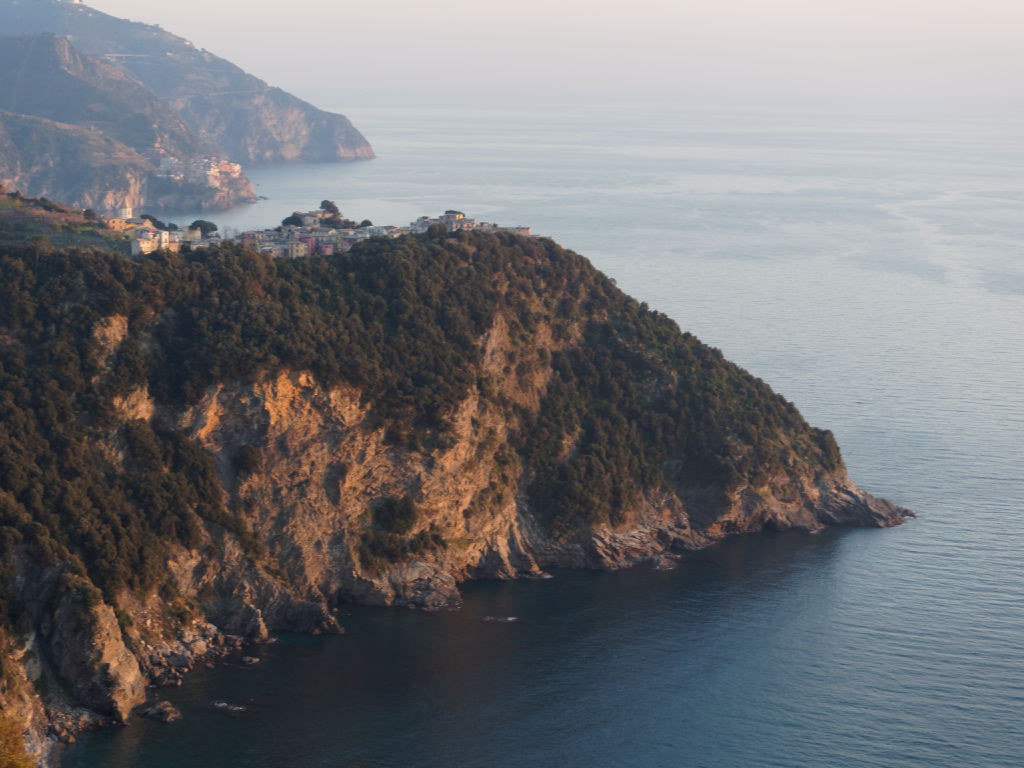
[0,234,909,763]
[171,347,905,613]
[0,0,376,212]
[89,328,907,625]
[0,110,151,213]
[171,88,375,164]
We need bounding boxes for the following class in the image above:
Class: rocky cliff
[170,88,375,164]
[174,367,905,610]
[0,232,909,763]
[0,0,377,213]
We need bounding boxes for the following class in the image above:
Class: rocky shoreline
[3,484,911,767]
[42,622,278,753]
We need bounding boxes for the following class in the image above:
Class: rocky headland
[0,230,910,764]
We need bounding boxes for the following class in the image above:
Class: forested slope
[0,231,908,763]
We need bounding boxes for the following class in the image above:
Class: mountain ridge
[0,0,373,214]
[0,0,374,164]
[0,34,210,161]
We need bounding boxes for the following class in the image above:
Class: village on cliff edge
[112,205,533,257]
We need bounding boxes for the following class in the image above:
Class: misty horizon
[80,0,1024,121]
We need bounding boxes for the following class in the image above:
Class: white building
[131,229,180,256]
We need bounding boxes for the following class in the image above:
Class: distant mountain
[0,107,255,214]
[0,33,258,214]
[0,0,374,164]
[0,108,154,213]
[0,34,209,162]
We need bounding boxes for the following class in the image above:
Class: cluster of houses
[103,205,223,256]
[143,147,244,190]
[236,209,533,259]
[128,226,220,256]
[409,210,532,237]
[106,206,533,259]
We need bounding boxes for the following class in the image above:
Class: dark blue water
[72,105,1024,767]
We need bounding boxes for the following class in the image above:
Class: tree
[141,214,168,231]
[281,214,303,227]
[189,220,218,237]
[26,236,52,260]
[82,208,97,221]
[359,219,373,228]
[320,200,340,216]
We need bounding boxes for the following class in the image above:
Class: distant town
[145,148,246,190]
[110,201,533,257]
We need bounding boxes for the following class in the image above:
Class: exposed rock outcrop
[42,594,145,721]
[169,353,908,613]
[4,560,145,724]
[139,700,180,723]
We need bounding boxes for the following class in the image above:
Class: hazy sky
[86,0,1024,116]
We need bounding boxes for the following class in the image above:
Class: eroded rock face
[0,306,911,764]
[42,593,146,722]
[180,369,536,610]
[170,328,909,614]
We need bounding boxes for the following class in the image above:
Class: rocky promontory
[0,230,909,764]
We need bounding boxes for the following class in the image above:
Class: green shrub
[371,495,418,535]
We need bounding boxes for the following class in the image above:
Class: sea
[68,102,1024,767]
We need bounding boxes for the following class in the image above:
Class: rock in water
[140,701,181,723]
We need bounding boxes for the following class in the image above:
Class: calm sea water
[71,104,1024,767]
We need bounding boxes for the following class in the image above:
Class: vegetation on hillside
[0,189,127,253]
[0,230,843,630]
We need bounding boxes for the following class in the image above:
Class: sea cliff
[0,232,909,764]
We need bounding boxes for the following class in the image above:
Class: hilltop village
[111,202,533,257]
